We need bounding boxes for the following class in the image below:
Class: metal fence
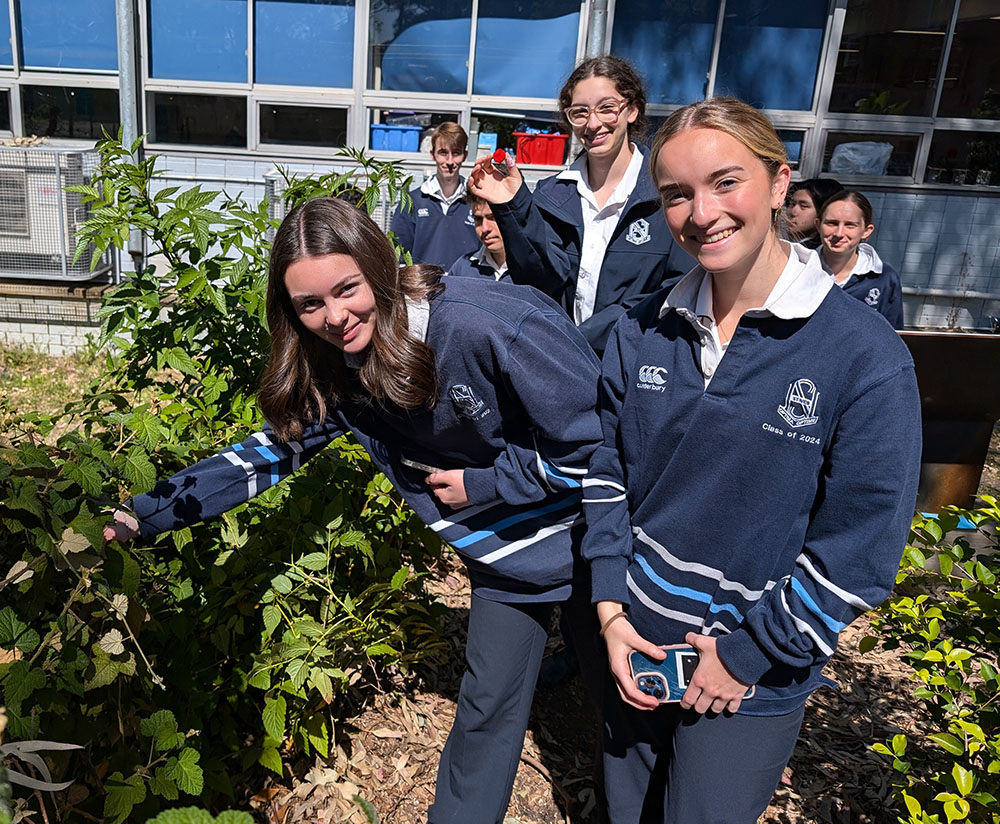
[0,146,114,282]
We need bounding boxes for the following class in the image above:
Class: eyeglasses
[563,99,629,127]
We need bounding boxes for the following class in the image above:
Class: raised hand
[467,153,523,204]
[103,508,140,544]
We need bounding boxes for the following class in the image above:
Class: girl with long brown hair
[105,196,604,822]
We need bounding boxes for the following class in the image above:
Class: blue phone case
[629,645,755,703]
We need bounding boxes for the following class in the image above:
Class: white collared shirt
[821,242,884,285]
[663,242,833,387]
[421,174,467,215]
[557,144,644,325]
[470,244,508,280]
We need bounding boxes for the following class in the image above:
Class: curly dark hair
[557,55,649,141]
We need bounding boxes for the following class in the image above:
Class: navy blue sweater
[390,183,480,269]
[583,247,921,715]
[490,146,693,354]
[835,244,904,330]
[130,277,602,603]
[447,247,510,282]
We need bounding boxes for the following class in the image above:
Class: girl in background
[583,99,920,822]
[469,55,691,355]
[105,197,604,824]
[817,190,904,329]
[784,177,843,247]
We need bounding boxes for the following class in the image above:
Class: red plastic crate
[513,132,568,165]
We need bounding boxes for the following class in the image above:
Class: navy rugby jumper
[583,246,921,716]
[447,247,510,282]
[489,146,693,354]
[835,243,904,330]
[390,184,479,269]
[130,276,602,604]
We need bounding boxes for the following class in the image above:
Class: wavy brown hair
[259,197,442,441]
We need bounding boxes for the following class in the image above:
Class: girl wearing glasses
[583,98,920,821]
[104,197,605,823]
[469,55,692,355]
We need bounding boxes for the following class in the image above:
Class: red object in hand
[491,149,509,176]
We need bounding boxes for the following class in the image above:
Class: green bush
[867,499,1000,823]
[0,134,443,822]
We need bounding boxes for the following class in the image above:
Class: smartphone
[400,456,446,475]
[628,644,755,704]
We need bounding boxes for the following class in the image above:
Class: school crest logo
[417,207,430,218]
[449,384,487,419]
[626,218,651,246]
[778,378,820,428]
[465,212,475,226]
[865,287,881,306]
[637,364,668,391]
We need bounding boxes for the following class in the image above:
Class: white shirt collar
[470,244,508,278]
[557,143,644,212]
[821,241,884,285]
[663,241,833,322]
[421,173,467,205]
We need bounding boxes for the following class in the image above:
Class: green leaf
[103,772,147,824]
[148,767,179,801]
[262,695,286,741]
[262,604,281,635]
[215,813,255,824]
[247,668,271,690]
[952,762,973,796]
[126,410,164,450]
[308,668,334,702]
[365,643,397,657]
[121,444,156,492]
[354,795,379,824]
[857,635,878,654]
[0,608,39,654]
[258,746,283,775]
[165,347,199,377]
[140,709,185,751]
[164,748,204,795]
[902,792,922,818]
[62,458,104,496]
[891,734,907,756]
[297,552,327,571]
[929,732,965,756]
[305,713,329,758]
[390,567,409,590]
[943,797,970,822]
[270,574,293,594]
[287,658,310,690]
[3,661,45,706]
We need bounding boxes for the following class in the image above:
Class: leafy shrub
[867,499,1000,823]
[0,134,443,822]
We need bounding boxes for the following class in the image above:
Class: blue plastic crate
[371,124,421,152]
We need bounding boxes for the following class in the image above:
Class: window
[255,0,355,87]
[153,93,247,147]
[471,109,566,164]
[0,6,11,66]
[0,91,10,132]
[19,0,117,70]
[259,104,347,147]
[369,109,459,152]
[714,0,826,110]
[611,0,718,105]
[472,0,580,98]
[777,129,805,169]
[926,131,1000,185]
[936,1,1000,119]
[149,0,248,83]
[368,1,472,93]
[822,131,920,177]
[21,86,121,139]
[829,0,952,117]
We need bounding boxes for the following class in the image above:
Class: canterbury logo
[637,365,668,385]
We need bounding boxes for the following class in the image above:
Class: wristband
[599,610,628,638]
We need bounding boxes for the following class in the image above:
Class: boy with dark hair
[390,121,479,268]
[448,192,509,281]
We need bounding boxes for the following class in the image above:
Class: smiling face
[431,138,467,188]
[818,200,874,257]
[284,253,377,355]
[655,127,790,279]
[568,75,637,161]
[785,190,819,236]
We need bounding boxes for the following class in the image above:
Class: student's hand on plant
[468,154,522,204]
[681,632,753,715]
[598,603,664,711]
[103,508,140,544]
[426,469,469,509]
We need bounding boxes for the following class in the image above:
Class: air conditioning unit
[263,167,396,240]
[0,146,113,282]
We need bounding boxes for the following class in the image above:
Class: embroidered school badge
[865,287,881,306]
[626,218,651,245]
[449,384,487,419]
[778,379,820,428]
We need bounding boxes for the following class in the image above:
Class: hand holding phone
[629,645,755,704]
[400,455,446,475]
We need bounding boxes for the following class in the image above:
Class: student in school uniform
[582,98,921,823]
[105,197,604,824]
[783,177,844,248]
[816,190,905,329]
[447,192,510,282]
[469,55,692,355]
[390,121,480,268]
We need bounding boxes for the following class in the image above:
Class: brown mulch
[255,551,922,824]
